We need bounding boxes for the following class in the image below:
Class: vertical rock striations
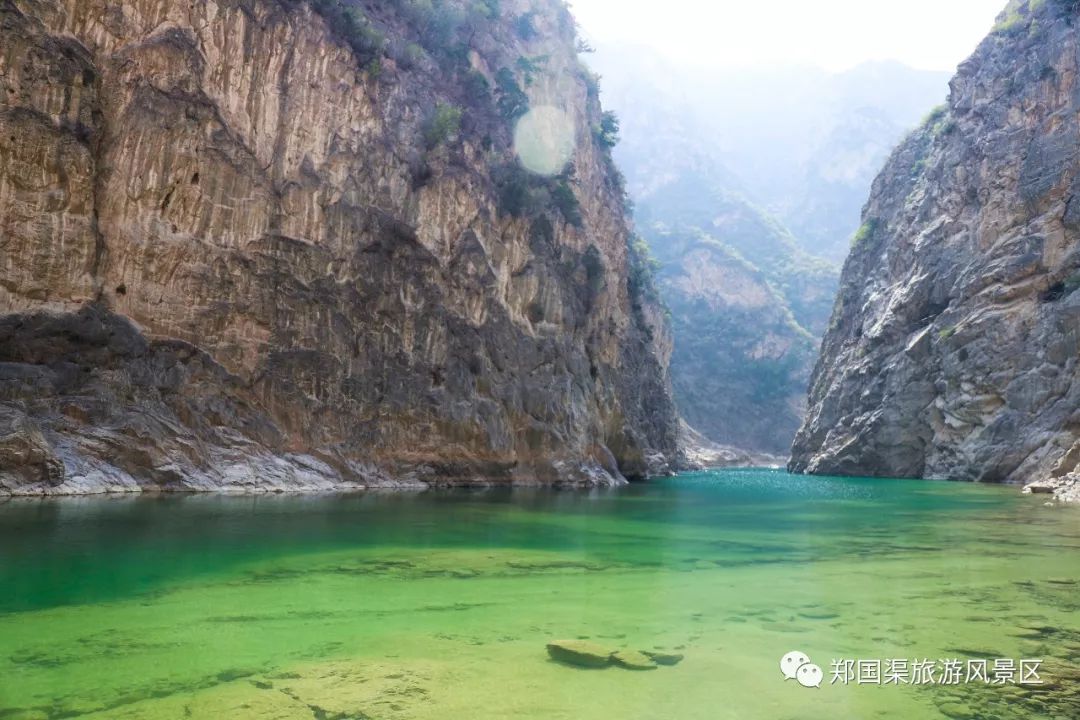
[0,0,680,493]
[791,0,1080,493]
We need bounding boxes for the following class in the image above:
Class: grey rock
[679,420,784,469]
[642,650,684,666]
[791,2,1080,501]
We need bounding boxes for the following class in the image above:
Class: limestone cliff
[791,0,1080,494]
[0,0,681,493]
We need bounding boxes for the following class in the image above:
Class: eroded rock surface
[791,0,1080,501]
[0,0,681,493]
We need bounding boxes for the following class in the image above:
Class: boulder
[643,650,684,666]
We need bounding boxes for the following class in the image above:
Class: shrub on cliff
[462,70,491,103]
[392,41,426,70]
[627,236,662,307]
[493,163,584,229]
[516,55,549,86]
[495,68,530,120]
[306,0,385,70]
[424,103,463,148]
[851,218,879,247]
[515,10,539,40]
[594,111,620,149]
[551,178,583,228]
[396,0,462,50]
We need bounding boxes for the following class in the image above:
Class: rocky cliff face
[0,0,681,493]
[791,0,1080,492]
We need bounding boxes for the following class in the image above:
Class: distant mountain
[600,94,836,451]
[634,165,836,452]
[592,46,950,261]
[590,46,948,454]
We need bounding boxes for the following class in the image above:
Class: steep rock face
[0,0,680,493]
[791,0,1080,488]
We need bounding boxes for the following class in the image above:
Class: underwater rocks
[546,640,614,668]
[610,650,657,671]
[545,640,682,670]
[930,661,1080,720]
[642,651,684,666]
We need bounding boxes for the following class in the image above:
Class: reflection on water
[0,470,1077,719]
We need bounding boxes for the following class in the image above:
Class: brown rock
[0,0,683,493]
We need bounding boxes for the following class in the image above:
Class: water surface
[1,470,1078,719]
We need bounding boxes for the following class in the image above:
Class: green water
[1,469,1078,720]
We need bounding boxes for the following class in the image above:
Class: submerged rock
[643,651,684,666]
[611,650,657,671]
[938,702,976,720]
[546,640,613,668]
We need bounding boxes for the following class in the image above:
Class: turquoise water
[0,469,1077,719]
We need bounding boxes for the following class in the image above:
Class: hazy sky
[568,0,1009,72]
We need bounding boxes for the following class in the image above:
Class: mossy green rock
[611,650,657,670]
[546,640,613,668]
[643,651,684,666]
[938,703,976,720]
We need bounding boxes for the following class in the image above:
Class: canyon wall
[792,0,1080,493]
[0,0,681,493]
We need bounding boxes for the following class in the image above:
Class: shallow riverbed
[1,469,1077,719]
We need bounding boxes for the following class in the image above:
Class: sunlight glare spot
[513,106,576,176]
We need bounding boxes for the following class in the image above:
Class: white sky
[568,0,1009,72]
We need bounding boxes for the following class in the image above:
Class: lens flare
[512,106,576,176]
